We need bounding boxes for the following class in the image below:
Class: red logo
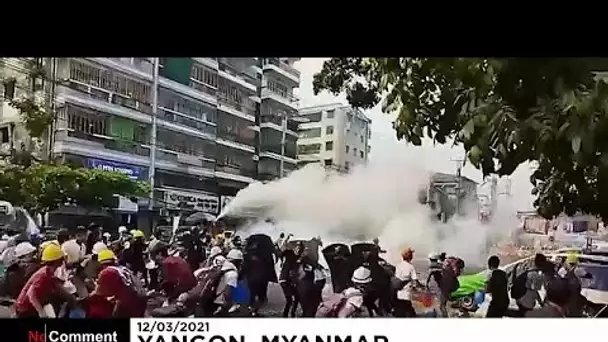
[28,331,45,342]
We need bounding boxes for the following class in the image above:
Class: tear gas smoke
[220,160,521,268]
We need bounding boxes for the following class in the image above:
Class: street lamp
[280,115,309,177]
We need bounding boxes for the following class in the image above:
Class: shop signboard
[164,189,219,214]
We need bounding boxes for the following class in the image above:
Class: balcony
[259,115,298,136]
[217,94,256,121]
[263,58,300,86]
[216,164,256,178]
[261,86,299,111]
[218,60,258,92]
[260,142,297,160]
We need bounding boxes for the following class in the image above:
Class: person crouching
[89,249,146,318]
[14,244,76,318]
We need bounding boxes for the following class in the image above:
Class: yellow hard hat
[40,240,59,250]
[566,253,579,264]
[41,243,64,262]
[97,249,117,264]
[132,230,145,239]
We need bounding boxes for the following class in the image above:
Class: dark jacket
[486,269,509,307]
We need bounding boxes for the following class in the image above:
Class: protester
[213,250,242,316]
[151,242,196,302]
[485,255,509,317]
[559,253,585,317]
[91,249,146,317]
[513,253,545,316]
[14,244,76,318]
[394,247,420,317]
[525,277,569,317]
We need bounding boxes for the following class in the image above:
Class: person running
[394,247,421,317]
[14,244,76,318]
[213,249,243,316]
[485,255,509,317]
[90,249,146,317]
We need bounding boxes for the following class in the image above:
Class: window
[2,78,16,100]
[191,64,218,88]
[325,141,334,151]
[345,145,350,153]
[299,127,322,139]
[67,105,107,136]
[360,135,364,143]
[69,60,151,104]
[298,143,321,155]
[345,161,350,171]
[0,127,9,143]
[353,147,357,156]
[326,126,334,135]
[360,150,364,158]
[324,159,333,166]
[326,110,335,119]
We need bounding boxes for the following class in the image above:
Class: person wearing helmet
[559,253,585,317]
[393,247,420,317]
[151,242,196,302]
[119,229,147,286]
[340,266,373,317]
[90,249,146,317]
[0,242,40,299]
[81,242,108,280]
[212,249,243,316]
[14,244,76,318]
[202,246,224,268]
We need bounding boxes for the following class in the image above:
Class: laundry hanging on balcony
[160,58,194,86]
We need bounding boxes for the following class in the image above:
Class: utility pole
[148,58,159,211]
[450,158,465,215]
[279,115,287,178]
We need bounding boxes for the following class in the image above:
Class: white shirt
[395,261,417,301]
[214,261,239,305]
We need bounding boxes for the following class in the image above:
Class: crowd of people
[0,221,596,319]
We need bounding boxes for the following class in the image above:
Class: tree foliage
[0,163,150,214]
[313,58,608,220]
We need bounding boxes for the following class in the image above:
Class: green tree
[313,58,608,220]
[0,163,150,215]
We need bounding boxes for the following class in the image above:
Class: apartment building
[0,57,301,224]
[258,58,301,180]
[297,103,371,172]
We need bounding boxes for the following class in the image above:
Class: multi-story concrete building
[297,103,371,172]
[0,57,301,228]
[258,58,301,180]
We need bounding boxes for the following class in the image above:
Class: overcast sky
[293,58,536,211]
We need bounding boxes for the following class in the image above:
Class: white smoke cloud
[220,158,521,269]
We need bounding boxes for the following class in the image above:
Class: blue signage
[86,158,146,181]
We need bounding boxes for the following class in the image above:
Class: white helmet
[62,240,83,264]
[226,249,243,261]
[14,242,36,258]
[92,242,108,255]
[209,246,223,258]
[118,226,127,234]
[351,266,372,284]
[428,253,440,260]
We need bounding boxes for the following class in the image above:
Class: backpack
[195,266,227,301]
[315,292,348,317]
[510,270,530,300]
